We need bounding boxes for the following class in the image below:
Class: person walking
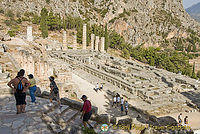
[7,69,30,114]
[49,76,61,107]
[28,74,37,104]
[112,95,117,108]
[80,95,93,129]
[178,113,182,126]
[124,101,128,115]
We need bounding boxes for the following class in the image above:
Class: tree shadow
[181,91,200,110]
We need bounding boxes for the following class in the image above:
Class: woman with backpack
[7,69,30,114]
[49,76,61,107]
[28,74,37,104]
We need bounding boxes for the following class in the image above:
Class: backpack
[17,78,24,92]
[52,81,59,94]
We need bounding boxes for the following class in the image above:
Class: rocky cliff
[0,0,200,48]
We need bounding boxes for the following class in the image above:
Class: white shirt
[121,99,124,105]
[117,97,120,102]
[96,84,99,88]
[114,97,116,102]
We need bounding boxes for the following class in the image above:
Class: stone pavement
[0,94,90,134]
[0,94,52,134]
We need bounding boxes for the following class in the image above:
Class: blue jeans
[29,86,37,102]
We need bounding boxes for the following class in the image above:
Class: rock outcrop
[0,0,199,47]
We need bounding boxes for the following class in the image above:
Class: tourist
[117,95,120,107]
[100,83,103,90]
[80,95,93,129]
[124,101,128,108]
[28,74,37,104]
[49,76,61,107]
[178,113,182,126]
[7,69,30,114]
[124,101,128,115]
[121,97,124,106]
[184,116,188,126]
[125,105,128,115]
[121,104,124,114]
[112,95,117,108]
[96,83,99,91]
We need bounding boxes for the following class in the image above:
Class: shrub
[5,10,14,18]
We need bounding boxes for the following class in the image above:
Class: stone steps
[41,103,86,133]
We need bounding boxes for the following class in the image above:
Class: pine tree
[40,8,48,38]
[105,23,109,51]
[192,62,197,79]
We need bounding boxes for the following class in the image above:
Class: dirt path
[72,73,109,114]
[158,112,200,130]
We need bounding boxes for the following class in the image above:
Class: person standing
[184,116,188,127]
[124,101,128,115]
[80,95,93,129]
[28,74,37,104]
[178,113,182,126]
[7,69,30,114]
[96,83,99,92]
[121,97,124,106]
[117,95,120,107]
[49,76,61,107]
[100,83,103,90]
[121,104,124,114]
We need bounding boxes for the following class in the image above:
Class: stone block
[61,97,98,114]
[117,117,132,125]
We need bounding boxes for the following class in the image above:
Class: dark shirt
[50,81,58,90]
[82,100,91,113]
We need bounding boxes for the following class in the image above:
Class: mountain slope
[186,2,200,22]
[0,0,200,49]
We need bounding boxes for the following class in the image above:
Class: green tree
[122,48,130,59]
[105,23,109,51]
[197,71,200,78]
[40,8,48,38]
[192,62,197,79]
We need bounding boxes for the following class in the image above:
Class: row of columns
[27,24,106,52]
[91,34,105,52]
[17,51,53,80]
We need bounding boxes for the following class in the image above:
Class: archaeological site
[0,0,200,134]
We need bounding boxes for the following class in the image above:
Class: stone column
[100,37,105,52]
[82,24,87,50]
[27,26,33,42]
[90,34,95,50]
[95,36,99,51]
[73,35,77,50]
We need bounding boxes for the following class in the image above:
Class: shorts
[50,92,60,101]
[83,111,92,122]
[14,92,26,105]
